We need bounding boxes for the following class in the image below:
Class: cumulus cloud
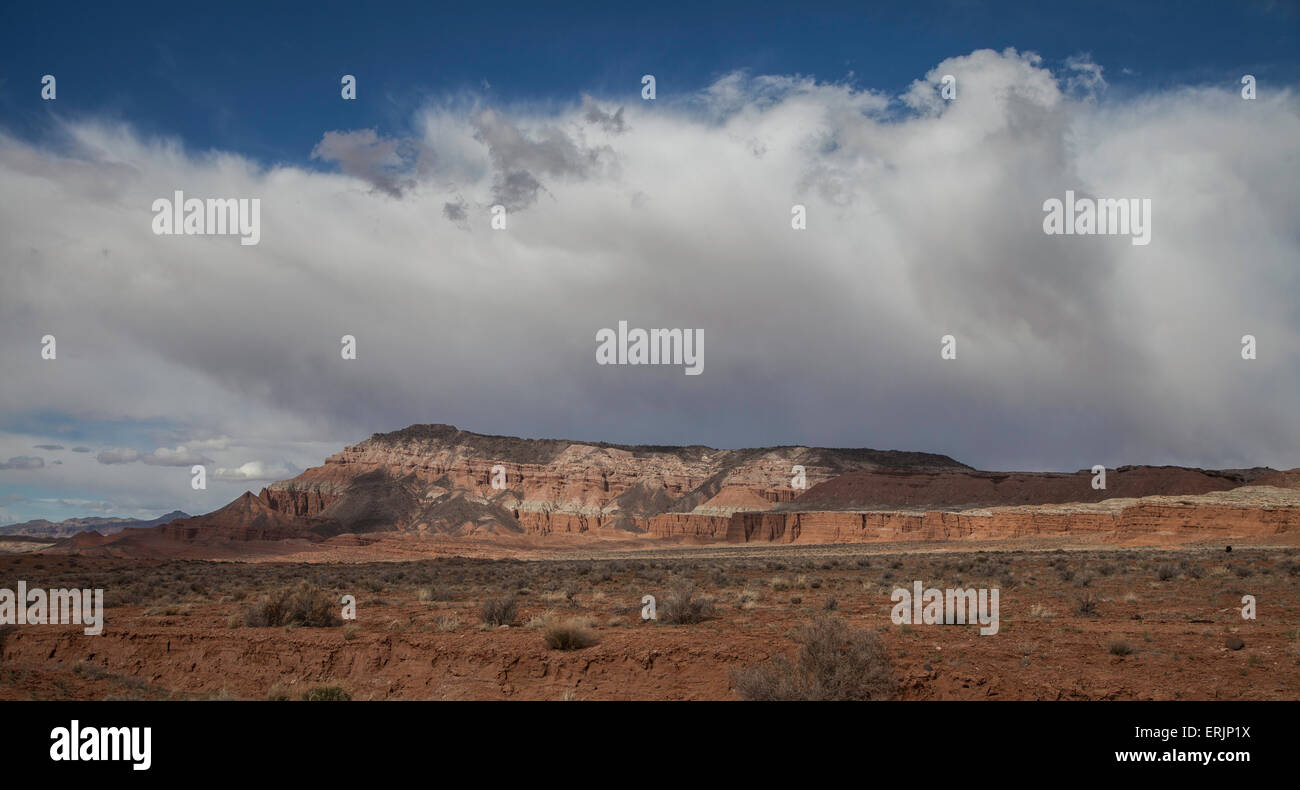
[212,461,296,482]
[0,456,45,470]
[0,47,1296,495]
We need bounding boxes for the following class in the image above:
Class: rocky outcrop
[725,486,1300,544]
[257,424,968,536]
[644,513,733,539]
[153,492,320,542]
[65,422,1298,554]
[783,466,1271,511]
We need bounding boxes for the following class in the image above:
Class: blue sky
[1,0,1295,166]
[1,2,1297,524]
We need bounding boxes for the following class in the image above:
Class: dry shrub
[417,585,454,603]
[242,581,341,628]
[300,686,351,701]
[731,616,895,701]
[480,594,518,626]
[1108,639,1134,656]
[1075,594,1099,617]
[543,617,598,650]
[659,580,715,625]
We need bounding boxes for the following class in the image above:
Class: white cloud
[0,46,1295,513]
[212,461,296,482]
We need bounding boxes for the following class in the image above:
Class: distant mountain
[47,423,1300,559]
[255,423,971,537]
[0,511,190,538]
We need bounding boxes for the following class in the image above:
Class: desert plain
[1,424,1296,701]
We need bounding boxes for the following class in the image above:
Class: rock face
[781,467,1267,511]
[726,487,1300,544]
[257,424,969,537]
[153,492,319,542]
[71,423,1299,553]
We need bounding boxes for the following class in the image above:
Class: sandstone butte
[60,424,1300,557]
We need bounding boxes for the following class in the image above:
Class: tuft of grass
[1075,594,1099,618]
[525,609,558,629]
[1108,640,1134,656]
[542,618,599,650]
[266,683,293,701]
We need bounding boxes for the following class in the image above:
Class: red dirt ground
[1,539,1295,700]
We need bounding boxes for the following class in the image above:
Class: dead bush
[479,594,518,626]
[242,581,341,628]
[731,616,895,701]
[543,618,598,650]
[659,580,716,625]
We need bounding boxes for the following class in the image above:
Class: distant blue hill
[0,511,190,538]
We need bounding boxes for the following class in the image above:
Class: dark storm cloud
[310,129,428,197]
[442,198,468,223]
[582,94,627,133]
